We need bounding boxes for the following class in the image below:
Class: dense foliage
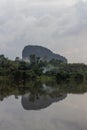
[0,54,87,83]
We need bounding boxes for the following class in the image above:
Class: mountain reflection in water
[21,82,67,110]
[0,80,87,130]
[21,93,67,110]
[0,80,87,110]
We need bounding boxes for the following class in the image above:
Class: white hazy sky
[0,0,87,63]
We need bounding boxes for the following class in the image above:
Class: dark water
[0,81,87,130]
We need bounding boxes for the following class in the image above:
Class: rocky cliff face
[22,45,67,63]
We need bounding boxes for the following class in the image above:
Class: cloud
[0,0,87,63]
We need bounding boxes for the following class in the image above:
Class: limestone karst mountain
[22,45,67,63]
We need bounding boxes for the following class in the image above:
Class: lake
[0,81,87,130]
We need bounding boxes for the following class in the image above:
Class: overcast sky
[0,0,87,63]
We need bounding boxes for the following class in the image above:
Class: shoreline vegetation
[0,54,87,84]
[0,55,87,82]
[0,54,87,101]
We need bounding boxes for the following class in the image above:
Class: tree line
[0,54,87,83]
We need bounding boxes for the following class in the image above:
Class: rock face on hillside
[22,45,67,63]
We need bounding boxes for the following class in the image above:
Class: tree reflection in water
[0,80,87,110]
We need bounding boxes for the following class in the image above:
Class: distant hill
[22,45,67,63]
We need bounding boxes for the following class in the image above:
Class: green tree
[30,54,36,64]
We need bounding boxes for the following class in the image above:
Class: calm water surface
[0,82,87,130]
